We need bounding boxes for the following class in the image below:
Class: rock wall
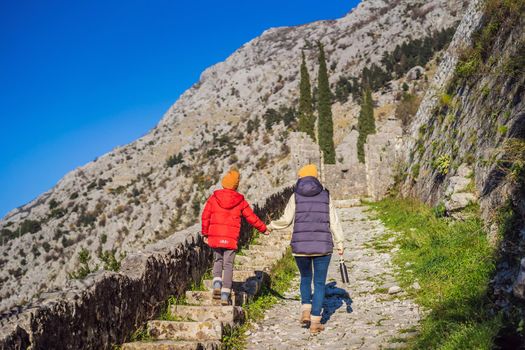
[0,189,292,350]
[400,0,485,204]
[365,118,404,200]
[398,0,525,327]
[404,0,485,153]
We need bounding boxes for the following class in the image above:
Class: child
[201,169,267,305]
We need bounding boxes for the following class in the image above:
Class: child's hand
[264,227,272,235]
[203,236,209,245]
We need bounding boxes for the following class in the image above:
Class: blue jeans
[295,254,331,317]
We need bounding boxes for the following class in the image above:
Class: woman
[267,164,344,334]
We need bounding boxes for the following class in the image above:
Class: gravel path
[245,205,422,350]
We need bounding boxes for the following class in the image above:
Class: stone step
[248,244,285,252]
[235,255,277,267]
[232,269,256,281]
[202,279,245,292]
[240,250,284,260]
[202,277,263,296]
[185,290,252,306]
[254,233,291,242]
[234,265,270,273]
[169,305,244,325]
[147,320,222,341]
[250,239,287,247]
[121,340,221,350]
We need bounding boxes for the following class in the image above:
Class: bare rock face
[513,258,525,300]
[0,0,466,316]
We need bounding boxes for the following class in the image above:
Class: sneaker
[212,280,222,300]
[220,292,230,306]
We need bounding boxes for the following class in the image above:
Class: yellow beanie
[221,170,240,190]
[298,164,318,178]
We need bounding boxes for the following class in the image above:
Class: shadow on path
[321,281,353,324]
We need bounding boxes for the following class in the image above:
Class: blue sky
[0,0,359,217]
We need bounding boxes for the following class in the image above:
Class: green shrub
[19,219,41,235]
[440,93,453,107]
[1,228,14,242]
[68,248,98,279]
[49,207,66,219]
[498,138,525,184]
[334,76,360,103]
[246,116,260,134]
[77,211,97,227]
[434,154,452,175]
[411,163,420,178]
[455,53,481,79]
[48,199,60,210]
[432,201,447,218]
[99,250,124,272]
[166,153,183,168]
[42,242,51,253]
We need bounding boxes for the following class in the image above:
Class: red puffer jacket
[201,189,267,250]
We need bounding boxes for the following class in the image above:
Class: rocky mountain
[0,0,467,314]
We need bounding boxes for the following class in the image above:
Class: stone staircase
[121,230,292,350]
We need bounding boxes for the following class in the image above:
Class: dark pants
[295,254,332,316]
[212,248,236,291]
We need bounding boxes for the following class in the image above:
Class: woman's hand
[203,236,209,245]
[264,227,272,236]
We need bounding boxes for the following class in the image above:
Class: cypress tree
[356,87,376,163]
[297,51,315,140]
[316,42,336,164]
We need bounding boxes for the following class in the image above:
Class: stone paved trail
[246,204,422,350]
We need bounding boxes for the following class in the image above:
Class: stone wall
[1,225,211,350]
[0,189,292,350]
[324,163,367,200]
[288,131,368,199]
[288,132,323,178]
[365,118,404,200]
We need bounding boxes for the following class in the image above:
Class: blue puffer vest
[291,176,333,255]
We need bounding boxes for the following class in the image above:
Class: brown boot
[310,315,325,334]
[300,304,311,325]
